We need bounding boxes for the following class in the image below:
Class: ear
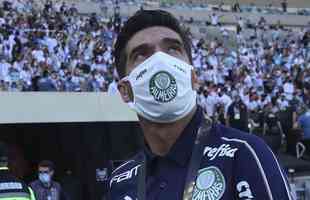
[191,69,199,90]
[118,79,134,103]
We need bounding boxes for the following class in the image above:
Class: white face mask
[124,52,197,123]
[39,173,51,184]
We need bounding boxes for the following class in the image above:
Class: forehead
[125,26,183,54]
[38,166,50,171]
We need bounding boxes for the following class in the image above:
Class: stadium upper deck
[157,0,310,8]
[32,0,310,9]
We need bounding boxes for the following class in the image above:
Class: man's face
[38,166,53,178]
[124,26,190,76]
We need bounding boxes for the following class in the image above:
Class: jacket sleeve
[28,187,36,200]
[233,138,294,200]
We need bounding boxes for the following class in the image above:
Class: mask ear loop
[118,76,135,105]
[191,67,199,90]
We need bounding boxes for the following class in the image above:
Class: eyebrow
[128,37,185,61]
[161,37,184,48]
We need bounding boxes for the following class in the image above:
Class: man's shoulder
[214,125,294,200]
[52,181,62,190]
[208,125,282,181]
[213,124,269,153]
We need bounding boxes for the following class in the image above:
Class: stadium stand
[0,0,310,199]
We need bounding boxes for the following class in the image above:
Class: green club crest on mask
[149,71,177,103]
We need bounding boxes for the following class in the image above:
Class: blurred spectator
[226,94,249,132]
[37,70,57,91]
[232,1,241,12]
[60,169,82,200]
[298,105,310,155]
[281,0,287,13]
[30,160,68,200]
[262,99,283,153]
[209,13,223,26]
[0,0,119,92]
[107,77,119,95]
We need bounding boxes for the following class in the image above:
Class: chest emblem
[192,166,225,200]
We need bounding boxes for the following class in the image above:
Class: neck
[139,106,197,156]
[42,181,52,188]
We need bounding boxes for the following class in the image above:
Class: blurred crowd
[192,17,310,155]
[0,0,120,93]
[159,0,310,16]
[0,0,310,155]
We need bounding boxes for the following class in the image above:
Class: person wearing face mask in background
[108,10,293,200]
[30,160,68,200]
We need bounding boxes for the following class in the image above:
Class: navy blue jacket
[108,108,294,200]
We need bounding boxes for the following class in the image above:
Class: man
[217,88,232,117]
[0,141,36,200]
[226,94,249,132]
[278,100,298,155]
[298,105,310,156]
[30,160,67,200]
[108,10,294,200]
[37,71,57,91]
[202,86,219,119]
[283,78,294,101]
[281,0,287,12]
[304,82,310,107]
[0,56,11,82]
[232,1,241,12]
[107,78,120,95]
[60,169,82,200]
[209,13,223,26]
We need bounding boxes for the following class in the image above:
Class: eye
[132,53,147,64]
[167,45,182,55]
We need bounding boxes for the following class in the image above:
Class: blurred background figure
[60,169,81,200]
[0,141,36,200]
[30,160,68,200]
[226,94,249,132]
[298,105,310,157]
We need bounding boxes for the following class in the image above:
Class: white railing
[0,92,137,124]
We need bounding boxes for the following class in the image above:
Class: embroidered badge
[149,71,177,103]
[192,166,226,200]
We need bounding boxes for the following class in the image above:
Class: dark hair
[114,10,192,78]
[39,160,55,171]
